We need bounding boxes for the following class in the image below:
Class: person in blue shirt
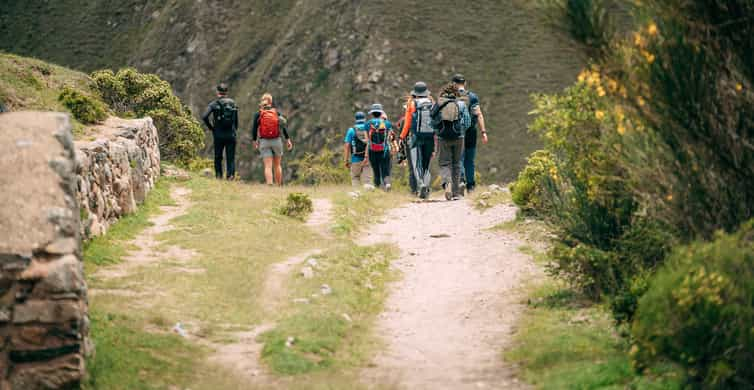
[343,111,373,187]
[452,74,489,193]
[365,103,394,191]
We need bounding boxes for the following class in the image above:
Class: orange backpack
[258,108,280,139]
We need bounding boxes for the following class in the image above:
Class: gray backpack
[413,98,434,138]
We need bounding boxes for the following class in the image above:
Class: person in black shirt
[202,83,239,179]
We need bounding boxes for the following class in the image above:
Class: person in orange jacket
[400,82,437,199]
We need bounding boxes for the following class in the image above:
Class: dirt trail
[210,198,334,384]
[93,186,196,281]
[361,196,537,390]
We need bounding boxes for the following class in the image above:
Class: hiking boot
[459,182,466,196]
[445,189,453,201]
[419,186,430,199]
[385,183,392,192]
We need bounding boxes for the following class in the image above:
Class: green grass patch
[330,190,408,237]
[83,179,174,273]
[261,243,397,375]
[506,281,684,389]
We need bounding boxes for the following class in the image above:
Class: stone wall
[0,112,160,389]
[75,116,160,239]
[0,112,90,389]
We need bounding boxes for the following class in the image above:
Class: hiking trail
[210,198,334,384]
[360,194,538,390]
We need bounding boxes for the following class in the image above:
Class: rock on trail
[361,197,538,390]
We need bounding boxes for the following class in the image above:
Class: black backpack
[431,98,463,139]
[213,98,237,129]
[352,124,369,157]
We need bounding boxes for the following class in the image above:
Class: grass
[471,186,512,211]
[0,53,101,136]
[84,177,407,389]
[83,178,175,272]
[504,236,684,389]
[330,189,408,237]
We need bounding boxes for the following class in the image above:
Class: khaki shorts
[350,160,372,187]
[259,137,284,158]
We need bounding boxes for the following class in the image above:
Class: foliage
[290,149,349,186]
[91,68,204,166]
[632,220,754,389]
[276,192,314,221]
[510,149,555,214]
[58,86,107,124]
[539,0,614,58]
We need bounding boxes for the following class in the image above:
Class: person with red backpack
[366,103,395,191]
[252,93,293,185]
[202,83,238,179]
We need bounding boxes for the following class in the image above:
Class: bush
[631,220,754,388]
[90,68,204,166]
[510,150,555,214]
[58,86,107,124]
[276,193,314,221]
[290,149,349,186]
[540,0,614,58]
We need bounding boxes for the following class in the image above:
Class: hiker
[452,74,488,193]
[343,111,373,188]
[432,83,471,200]
[400,81,436,199]
[202,83,238,179]
[366,103,395,191]
[252,93,293,186]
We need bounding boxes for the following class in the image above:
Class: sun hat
[368,103,385,115]
[451,74,466,84]
[411,81,430,97]
[355,111,366,122]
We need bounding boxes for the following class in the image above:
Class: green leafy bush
[58,86,107,124]
[276,193,314,221]
[90,68,204,166]
[631,220,754,388]
[510,149,555,214]
[290,149,349,186]
[540,0,614,58]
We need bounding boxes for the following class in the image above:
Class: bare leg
[273,156,283,186]
[263,156,274,185]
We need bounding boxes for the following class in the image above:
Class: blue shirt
[344,122,368,163]
[364,118,393,152]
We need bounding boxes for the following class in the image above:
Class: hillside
[1,0,586,181]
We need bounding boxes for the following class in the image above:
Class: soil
[360,196,539,390]
[93,186,197,280]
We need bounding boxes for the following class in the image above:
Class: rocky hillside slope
[1,0,586,181]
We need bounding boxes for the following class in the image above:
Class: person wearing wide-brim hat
[400,81,437,199]
[365,103,395,191]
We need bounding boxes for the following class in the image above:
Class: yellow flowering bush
[632,219,754,388]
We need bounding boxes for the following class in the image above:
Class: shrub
[631,220,754,388]
[290,149,349,186]
[276,193,313,221]
[90,68,204,166]
[539,0,614,58]
[58,86,107,124]
[510,150,555,214]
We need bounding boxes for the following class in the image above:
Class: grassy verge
[83,178,175,273]
[506,243,684,389]
[330,189,408,237]
[471,186,512,211]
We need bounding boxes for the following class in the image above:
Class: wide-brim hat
[412,81,430,97]
[451,73,466,83]
[368,103,385,115]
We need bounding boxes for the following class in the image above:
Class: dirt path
[361,196,538,390]
[209,198,334,384]
[93,186,196,281]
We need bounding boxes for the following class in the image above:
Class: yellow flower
[577,69,587,83]
[637,96,646,107]
[666,194,673,201]
[736,83,743,92]
[642,50,656,64]
[607,79,619,92]
[595,110,605,120]
[617,124,626,135]
[597,87,606,97]
[647,22,659,36]
[634,32,645,47]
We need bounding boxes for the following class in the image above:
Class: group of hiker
[344,74,487,200]
[202,84,293,184]
[203,73,488,199]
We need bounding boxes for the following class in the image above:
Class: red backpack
[258,108,280,139]
[368,119,388,152]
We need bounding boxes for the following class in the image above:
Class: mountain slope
[1,0,585,181]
